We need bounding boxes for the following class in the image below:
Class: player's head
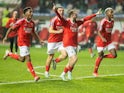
[23,7,33,20]
[56,6,64,16]
[12,10,18,19]
[68,10,77,20]
[105,7,114,19]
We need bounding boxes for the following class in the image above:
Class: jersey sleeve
[83,14,96,22]
[12,19,23,30]
[55,9,66,26]
[82,21,88,27]
[77,14,96,26]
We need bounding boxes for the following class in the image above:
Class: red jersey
[55,10,96,47]
[82,20,97,38]
[96,18,114,47]
[78,26,87,43]
[48,16,63,42]
[6,18,18,38]
[12,18,35,46]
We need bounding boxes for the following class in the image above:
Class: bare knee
[19,57,25,62]
[98,51,104,58]
[109,49,117,58]
[112,53,117,58]
[62,53,68,59]
[60,50,67,59]
[25,55,31,62]
[71,55,78,64]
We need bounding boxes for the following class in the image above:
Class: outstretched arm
[78,9,102,26]
[52,4,66,24]
[84,8,102,21]
[3,27,13,44]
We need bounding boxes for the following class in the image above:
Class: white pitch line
[35,71,59,77]
[34,65,124,69]
[75,73,124,80]
[0,73,124,85]
[0,78,61,85]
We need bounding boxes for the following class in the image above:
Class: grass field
[0,45,124,93]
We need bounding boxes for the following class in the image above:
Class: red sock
[26,62,37,77]
[55,58,61,63]
[104,54,116,58]
[46,65,50,72]
[68,66,73,72]
[94,57,103,73]
[8,53,19,60]
[88,48,93,54]
[64,67,69,73]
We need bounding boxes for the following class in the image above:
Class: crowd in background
[34,0,124,14]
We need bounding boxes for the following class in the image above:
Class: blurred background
[0,0,124,50]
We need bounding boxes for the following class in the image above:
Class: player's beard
[109,15,114,21]
[27,15,33,21]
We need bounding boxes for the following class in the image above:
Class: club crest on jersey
[70,24,78,32]
[24,27,32,33]
[106,28,113,33]
[24,23,33,27]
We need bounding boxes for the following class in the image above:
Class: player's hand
[96,8,102,15]
[102,37,107,42]
[3,37,7,44]
[39,40,46,45]
[52,3,56,11]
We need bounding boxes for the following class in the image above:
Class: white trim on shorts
[97,43,115,53]
[47,42,65,54]
[65,46,77,57]
[19,46,30,57]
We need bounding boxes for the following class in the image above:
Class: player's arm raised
[84,8,102,21]
[52,4,66,24]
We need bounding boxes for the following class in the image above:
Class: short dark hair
[23,7,32,14]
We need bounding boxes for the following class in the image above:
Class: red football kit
[48,16,63,42]
[55,10,96,47]
[82,20,97,38]
[6,18,18,38]
[12,18,35,46]
[96,18,114,47]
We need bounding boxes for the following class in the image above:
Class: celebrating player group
[2,3,117,81]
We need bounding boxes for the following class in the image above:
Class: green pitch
[0,45,124,93]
